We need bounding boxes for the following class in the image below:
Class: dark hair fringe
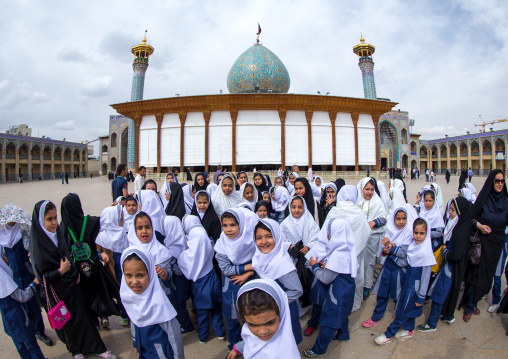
[424,191,435,200]
[44,201,56,215]
[237,289,280,324]
[134,211,152,227]
[221,211,239,225]
[413,218,427,232]
[255,221,271,234]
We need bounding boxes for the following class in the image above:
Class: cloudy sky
[1,0,507,154]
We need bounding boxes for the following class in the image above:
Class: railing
[432,155,438,158]
[420,154,428,158]
[460,153,468,157]
[44,155,51,160]
[19,155,28,159]
[483,151,492,155]
[0,174,3,182]
[6,154,15,159]
[6,174,18,182]
[471,152,480,156]
[54,156,62,160]
[43,173,53,180]
[64,156,71,161]
[32,173,42,180]
[450,153,457,157]
[32,155,40,160]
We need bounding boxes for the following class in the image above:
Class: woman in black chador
[60,193,121,327]
[30,200,116,358]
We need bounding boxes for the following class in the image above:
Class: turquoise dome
[227,43,290,94]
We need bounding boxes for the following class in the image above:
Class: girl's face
[239,173,247,185]
[255,227,275,254]
[275,178,283,186]
[315,178,321,186]
[123,259,149,295]
[222,217,240,239]
[244,310,281,342]
[206,173,210,183]
[120,199,126,206]
[135,216,153,243]
[271,191,276,200]
[494,172,505,193]
[363,183,374,200]
[196,195,209,213]
[326,187,336,198]
[217,174,224,183]
[254,175,263,187]
[145,182,156,191]
[44,208,58,233]
[126,200,138,215]
[394,210,407,230]
[244,186,254,201]
[289,174,295,185]
[413,224,427,245]
[166,175,174,183]
[257,206,268,219]
[197,175,204,187]
[449,202,457,219]
[424,193,435,210]
[263,193,271,203]
[222,178,234,196]
[290,199,304,219]
[191,187,197,199]
[294,181,305,197]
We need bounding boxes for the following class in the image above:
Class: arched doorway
[402,154,408,169]
[31,145,41,180]
[419,145,428,170]
[411,159,417,169]
[459,142,468,170]
[400,128,408,144]
[120,128,128,165]
[18,143,29,180]
[101,163,108,175]
[495,138,505,172]
[440,144,447,173]
[43,146,52,179]
[431,145,438,171]
[379,121,398,169]
[111,157,117,173]
[110,132,117,148]
[5,142,16,181]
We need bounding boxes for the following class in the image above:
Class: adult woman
[319,182,338,221]
[235,171,248,190]
[194,172,208,192]
[459,170,508,322]
[253,173,270,201]
[30,200,116,359]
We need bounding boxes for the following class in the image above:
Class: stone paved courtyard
[0,174,507,358]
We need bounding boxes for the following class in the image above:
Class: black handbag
[468,231,481,265]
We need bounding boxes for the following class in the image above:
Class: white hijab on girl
[214,209,256,265]
[285,172,298,194]
[161,216,186,259]
[237,279,299,359]
[159,175,172,209]
[211,175,241,216]
[324,218,358,277]
[123,197,140,236]
[178,216,214,281]
[138,190,165,234]
[388,179,406,214]
[0,204,31,249]
[119,245,177,327]
[356,178,387,232]
[239,182,258,209]
[96,205,128,253]
[443,199,460,245]
[376,180,390,213]
[385,204,418,247]
[182,185,195,215]
[281,196,319,253]
[418,187,445,229]
[38,201,58,247]
[407,218,437,267]
[252,218,296,280]
[271,186,291,212]
[127,213,173,264]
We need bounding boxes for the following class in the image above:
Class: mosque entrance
[381,157,387,170]
[120,128,128,165]
[379,121,398,169]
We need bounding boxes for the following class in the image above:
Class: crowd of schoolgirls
[1,167,508,359]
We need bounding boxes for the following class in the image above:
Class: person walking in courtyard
[111,164,128,201]
[134,166,146,197]
[61,173,64,184]
[65,173,69,184]
[468,167,473,183]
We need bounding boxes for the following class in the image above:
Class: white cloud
[80,76,112,98]
[54,120,75,130]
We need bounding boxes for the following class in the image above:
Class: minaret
[127,31,154,170]
[353,35,377,100]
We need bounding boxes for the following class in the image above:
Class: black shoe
[180,327,195,334]
[37,333,54,346]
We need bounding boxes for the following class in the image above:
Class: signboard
[496,151,505,160]
[411,152,417,156]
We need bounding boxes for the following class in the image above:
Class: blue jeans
[372,296,389,322]
[13,338,45,359]
[427,301,443,328]
[385,316,415,338]
[492,234,508,305]
[307,304,322,329]
[196,306,225,342]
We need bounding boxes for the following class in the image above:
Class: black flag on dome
[257,23,261,35]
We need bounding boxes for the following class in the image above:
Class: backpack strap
[67,216,88,243]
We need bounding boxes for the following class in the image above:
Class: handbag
[43,276,71,330]
[431,244,444,274]
[468,231,481,265]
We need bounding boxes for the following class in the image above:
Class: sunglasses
[494,178,505,184]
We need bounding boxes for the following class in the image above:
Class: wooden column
[179,111,187,175]
[329,111,337,171]
[230,109,238,172]
[155,113,163,174]
[70,147,74,177]
[203,110,211,172]
[50,145,54,179]
[134,115,142,171]
[1,142,5,183]
[352,112,360,171]
[305,110,313,168]
[279,109,286,171]
[372,114,381,171]
[446,143,450,172]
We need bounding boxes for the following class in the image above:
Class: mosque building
[102,32,414,176]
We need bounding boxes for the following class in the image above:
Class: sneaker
[394,329,414,340]
[180,327,195,334]
[303,326,315,336]
[416,323,436,332]
[488,304,500,313]
[96,351,116,359]
[217,336,225,340]
[474,308,480,315]
[363,288,371,300]
[441,317,455,324]
[101,317,109,328]
[504,287,508,295]
[303,349,324,357]
[74,355,86,359]
[199,340,206,344]
[362,318,381,328]
[463,313,472,322]
[36,333,54,346]
[375,334,393,345]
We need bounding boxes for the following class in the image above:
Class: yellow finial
[142,29,147,44]
[360,33,365,44]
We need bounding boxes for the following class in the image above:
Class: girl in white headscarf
[376,180,390,213]
[182,184,196,215]
[430,183,445,216]
[252,219,303,344]
[120,245,183,359]
[212,175,241,217]
[375,218,436,345]
[270,186,291,224]
[356,177,388,299]
[363,204,417,328]
[464,182,476,202]
[159,173,173,209]
[388,179,406,214]
[239,182,258,209]
[324,185,371,312]
[227,279,300,359]
[459,188,473,202]
[179,216,225,343]
[137,190,166,243]
[415,187,445,250]
[304,218,357,357]
[285,172,298,195]
[310,176,325,198]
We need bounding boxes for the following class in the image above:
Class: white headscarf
[211,175,241,216]
[324,218,358,277]
[280,196,319,250]
[161,216,186,259]
[385,204,418,247]
[119,245,177,327]
[239,182,258,209]
[214,209,256,265]
[178,216,214,281]
[0,259,19,299]
[285,172,298,194]
[237,202,254,212]
[159,175,173,208]
[376,180,390,213]
[430,183,445,216]
[0,204,31,249]
[38,201,58,247]
[206,183,218,199]
[356,178,387,234]
[460,188,473,202]
[0,223,22,249]
[96,205,128,253]
[182,184,195,215]
[252,218,296,280]
[307,168,313,181]
[123,197,140,237]
[389,179,406,214]
[127,213,174,264]
[407,218,437,267]
[311,176,324,197]
[138,190,165,234]
[418,187,445,229]
[237,279,299,359]
[465,183,476,202]
[271,186,291,212]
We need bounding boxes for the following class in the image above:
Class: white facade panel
[358,127,376,165]
[285,110,308,167]
[160,114,180,167]
[209,111,232,166]
[161,113,180,128]
[139,128,157,167]
[237,110,280,165]
[184,112,205,166]
[140,115,157,129]
[312,111,332,165]
[336,112,353,126]
[336,126,355,165]
[358,114,374,128]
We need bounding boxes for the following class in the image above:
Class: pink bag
[43,277,71,330]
